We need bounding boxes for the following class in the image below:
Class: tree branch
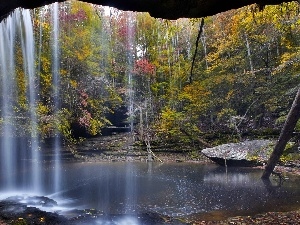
[189,18,204,84]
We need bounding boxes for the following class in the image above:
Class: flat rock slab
[202,140,274,167]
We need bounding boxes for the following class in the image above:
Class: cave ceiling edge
[0,0,296,22]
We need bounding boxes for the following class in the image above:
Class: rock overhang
[0,0,296,22]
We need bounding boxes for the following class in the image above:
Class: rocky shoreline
[61,133,208,163]
[191,210,300,224]
[68,135,300,175]
[1,192,300,225]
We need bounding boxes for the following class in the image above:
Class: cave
[0,0,295,22]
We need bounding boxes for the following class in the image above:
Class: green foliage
[246,142,274,163]
[11,218,28,225]
[280,142,300,163]
[155,107,184,139]
[217,108,237,124]
[153,107,202,143]
[56,108,73,141]
[276,115,300,131]
[37,103,53,138]
[188,150,200,159]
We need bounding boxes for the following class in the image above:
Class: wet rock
[201,140,274,167]
[0,196,187,225]
[0,198,67,225]
[5,196,57,207]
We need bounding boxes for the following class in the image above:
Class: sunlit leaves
[180,81,211,112]
[154,107,184,139]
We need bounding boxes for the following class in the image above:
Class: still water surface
[2,162,300,220]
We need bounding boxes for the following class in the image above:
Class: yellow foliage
[226,90,234,101]
[37,103,50,115]
[156,107,183,136]
[15,68,28,110]
[60,69,68,76]
[70,80,78,88]
[88,118,103,136]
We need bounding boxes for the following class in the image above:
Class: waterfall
[125,162,137,213]
[126,12,135,134]
[52,2,61,193]
[0,8,41,192]
[124,11,137,214]
[19,9,41,193]
[0,11,17,190]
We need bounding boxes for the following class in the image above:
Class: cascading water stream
[126,11,136,137]
[125,11,137,214]
[52,2,61,193]
[0,8,42,193]
[37,9,45,89]
[0,11,17,190]
[19,9,41,193]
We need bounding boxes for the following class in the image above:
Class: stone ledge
[202,140,274,167]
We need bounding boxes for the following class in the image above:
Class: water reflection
[1,162,300,220]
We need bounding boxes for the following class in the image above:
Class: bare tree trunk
[244,33,254,74]
[261,88,300,179]
[189,18,204,83]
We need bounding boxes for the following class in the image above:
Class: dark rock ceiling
[0,0,295,22]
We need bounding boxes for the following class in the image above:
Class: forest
[2,1,300,147]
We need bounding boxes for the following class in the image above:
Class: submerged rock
[201,140,274,167]
[0,199,67,225]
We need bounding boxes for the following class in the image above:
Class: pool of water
[1,162,300,221]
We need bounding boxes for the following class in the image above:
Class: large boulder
[0,0,294,22]
[202,140,274,167]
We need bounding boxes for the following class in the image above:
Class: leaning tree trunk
[261,88,300,179]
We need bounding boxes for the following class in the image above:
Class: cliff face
[0,0,294,21]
